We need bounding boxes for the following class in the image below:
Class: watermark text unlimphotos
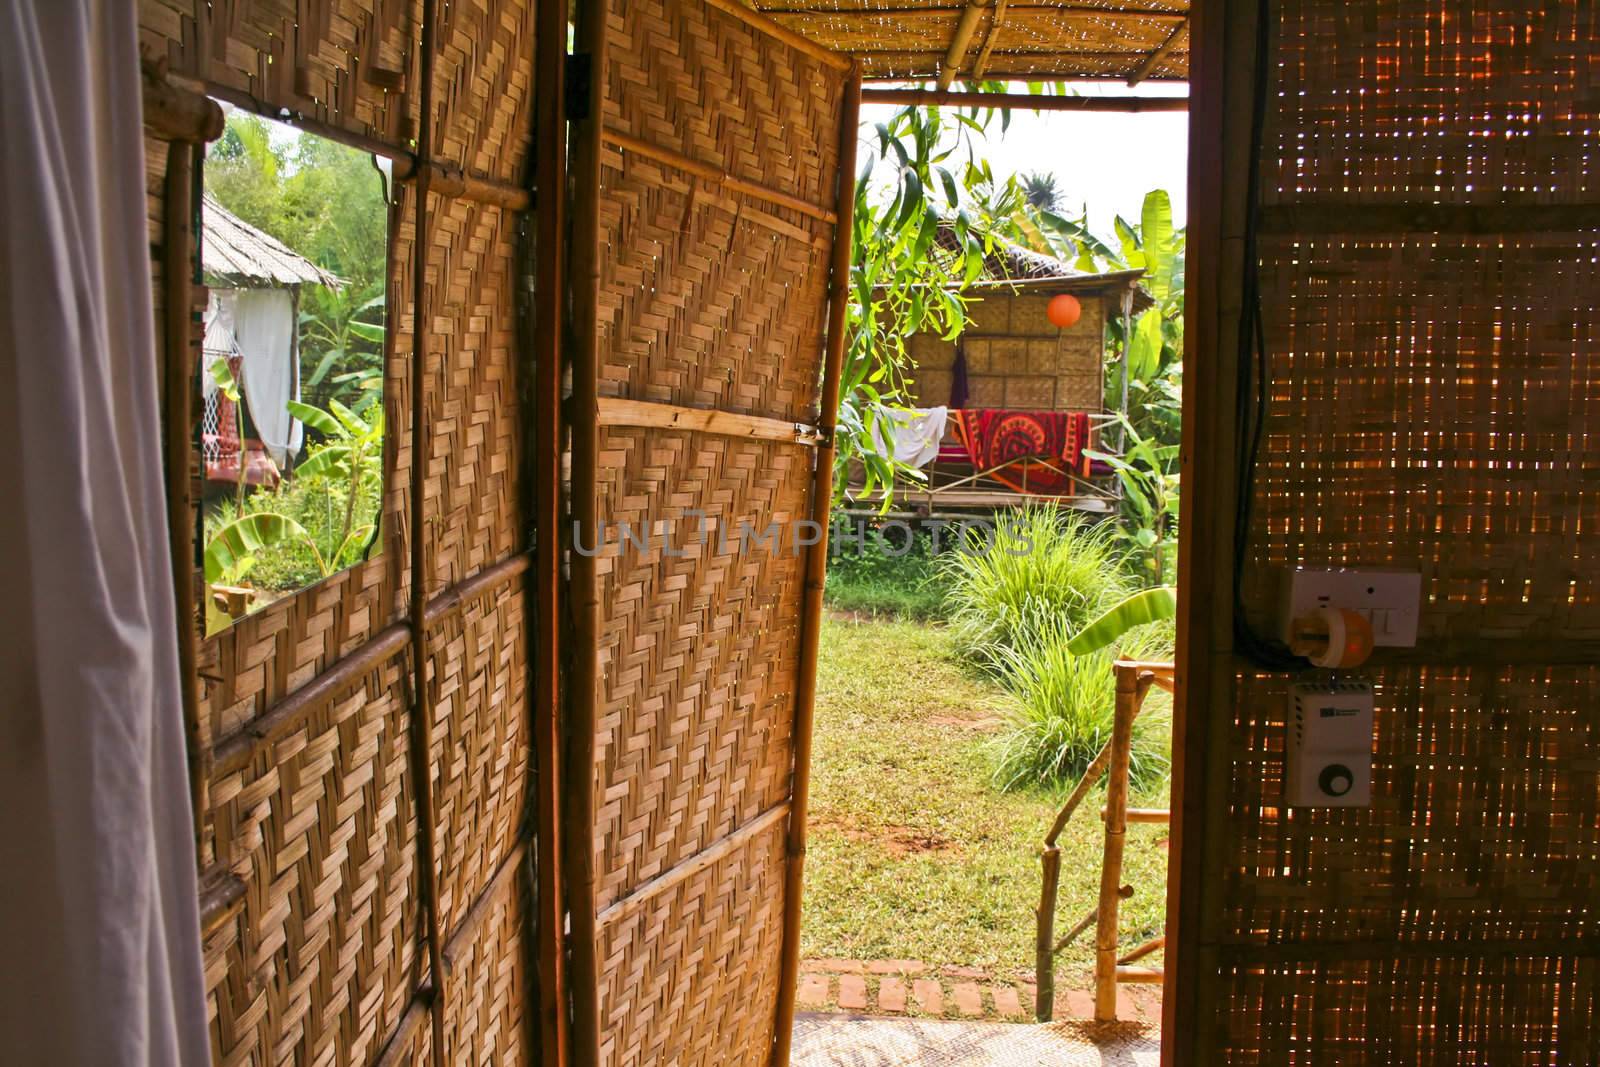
[572,514,1033,558]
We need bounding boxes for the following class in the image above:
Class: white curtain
[233,288,302,465]
[0,1,211,1064]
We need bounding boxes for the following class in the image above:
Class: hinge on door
[565,54,592,121]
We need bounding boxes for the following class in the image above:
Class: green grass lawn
[800,615,1170,983]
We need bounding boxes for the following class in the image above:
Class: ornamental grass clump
[989,617,1173,792]
[940,504,1132,672]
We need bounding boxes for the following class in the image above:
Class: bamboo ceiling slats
[752,0,1191,81]
[139,0,542,1062]
[1196,1,1600,1061]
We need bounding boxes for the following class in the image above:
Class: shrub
[940,505,1131,671]
[989,618,1173,791]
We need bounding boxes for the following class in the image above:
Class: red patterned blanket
[953,409,1093,494]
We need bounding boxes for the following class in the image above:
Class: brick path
[798,959,1164,1025]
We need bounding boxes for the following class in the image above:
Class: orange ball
[1047,293,1082,329]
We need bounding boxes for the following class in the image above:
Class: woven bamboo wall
[908,290,1106,410]
[1205,2,1600,1061]
[139,1,541,1062]
[573,2,851,1064]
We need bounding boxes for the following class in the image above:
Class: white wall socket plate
[1278,567,1422,648]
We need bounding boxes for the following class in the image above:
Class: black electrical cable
[1232,0,1310,673]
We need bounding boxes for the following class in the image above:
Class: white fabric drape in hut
[0,1,210,1063]
[233,288,302,465]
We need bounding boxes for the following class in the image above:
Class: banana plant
[286,397,383,569]
[1087,417,1179,586]
[300,287,385,411]
[1066,586,1178,656]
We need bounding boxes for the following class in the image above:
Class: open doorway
[796,79,1187,1049]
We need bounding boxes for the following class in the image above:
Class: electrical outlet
[1278,568,1421,648]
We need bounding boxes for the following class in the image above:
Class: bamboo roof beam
[972,0,1008,79]
[862,87,1186,111]
[936,1,988,90]
[1127,14,1188,85]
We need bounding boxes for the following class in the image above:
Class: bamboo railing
[1034,660,1174,1022]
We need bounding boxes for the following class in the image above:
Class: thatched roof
[201,196,341,289]
[935,223,1155,311]
[753,1,1190,83]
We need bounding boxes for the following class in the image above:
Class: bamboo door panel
[572,1,852,1063]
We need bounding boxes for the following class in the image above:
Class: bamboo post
[1167,3,1263,1060]
[771,61,862,1067]
[1034,844,1061,1020]
[405,1,448,1061]
[1093,663,1140,1021]
[563,0,608,1062]
[161,139,208,864]
[530,0,569,1061]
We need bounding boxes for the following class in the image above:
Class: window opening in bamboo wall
[197,106,390,633]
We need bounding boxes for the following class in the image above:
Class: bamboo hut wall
[569,1,851,1063]
[138,1,541,1063]
[908,290,1106,410]
[1185,2,1600,1062]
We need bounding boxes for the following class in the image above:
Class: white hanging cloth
[0,1,210,1063]
[232,288,302,465]
[201,288,240,399]
[872,405,950,469]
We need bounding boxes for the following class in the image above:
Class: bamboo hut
[199,196,340,489]
[869,231,1152,512]
[10,2,1595,1065]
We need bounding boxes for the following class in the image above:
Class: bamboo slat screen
[752,0,1191,82]
[139,1,542,1062]
[570,1,850,1063]
[1209,2,1600,1062]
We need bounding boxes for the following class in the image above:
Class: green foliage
[1066,586,1178,656]
[936,505,1173,792]
[1027,187,1186,586]
[203,396,383,604]
[838,103,1065,502]
[990,619,1172,791]
[204,511,310,586]
[1087,419,1180,585]
[939,505,1132,670]
[824,527,950,621]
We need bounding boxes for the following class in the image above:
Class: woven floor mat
[791,1013,1161,1066]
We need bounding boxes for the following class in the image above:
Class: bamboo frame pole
[563,0,608,1062]
[530,0,569,1061]
[1094,664,1140,1021]
[405,1,449,1060]
[161,140,208,862]
[1034,844,1061,1020]
[1127,16,1189,87]
[936,2,988,90]
[971,0,1007,80]
[210,552,528,774]
[1119,934,1166,965]
[142,61,224,142]
[861,88,1187,112]
[771,61,862,1067]
[1166,3,1262,1061]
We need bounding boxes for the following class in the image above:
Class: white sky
[859,80,1189,243]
